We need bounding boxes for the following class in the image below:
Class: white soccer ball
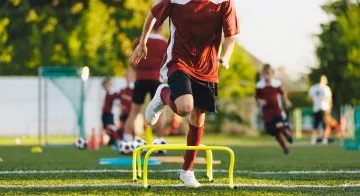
[132,138,147,149]
[118,141,134,155]
[152,138,167,155]
[75,137,87,150]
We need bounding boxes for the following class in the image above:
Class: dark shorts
[119,114,129,122]
[102,112,114,128]
[168,71,218,112]
[313,110,330,129]
[265,116,284,136]
[132,80,161,104]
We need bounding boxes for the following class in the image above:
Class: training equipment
[38,66,89,146]
[132,138,147,149]
[341,105,360,150]
[75,138,87,150]
[31,146,43,154]
[132,144,235,189]
[153,156,221,164]
[98,157,160,166]
[152,138,167,155]
[143,125,153,145]
[87,128,99,151]
[118,141,134,155]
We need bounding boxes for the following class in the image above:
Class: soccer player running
[123,24,168,145]
[308,75,332,145]
[130,0,239,187]
[117,71,135,140]
[256,64,293,155]
[101,78,122,146]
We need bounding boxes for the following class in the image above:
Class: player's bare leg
[105,124,122,146]
[277,122,293,144]
[322,113,331,145]
[311,129,318,145]
[124,103,142,141]
[275,123,290,155]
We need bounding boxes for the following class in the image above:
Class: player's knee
[177,104,193,117]
[276,122,284,128]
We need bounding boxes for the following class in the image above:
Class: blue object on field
[99,157,161,166]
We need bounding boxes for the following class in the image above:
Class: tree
[218,44,256,99]
[0,0,152,76]
[310,0,360,112]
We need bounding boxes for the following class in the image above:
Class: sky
[235,0,330,79]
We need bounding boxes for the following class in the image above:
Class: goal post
[38,66,89,146]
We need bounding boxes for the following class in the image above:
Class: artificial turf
[0,135,360,195]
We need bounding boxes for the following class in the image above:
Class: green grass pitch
[1,135,360,195]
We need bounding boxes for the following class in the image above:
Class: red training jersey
[133,34,168,81]
[118,86,133,116]
[151,0,239,83]
[255,79,284,122]
[102,93,118,113]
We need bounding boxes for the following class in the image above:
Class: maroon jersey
[102,93,118,113]
[118,86,133,116]
[256,79,284,122]
[151,0,239,83]
[133,34,168,81]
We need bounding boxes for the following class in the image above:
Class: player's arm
[326,87,333,108]
[220,0,239,69]
[282,90,292,109]
[130,0,171,65]
[255,88,267,106]
[219,35,236,69]
[308,89,313,101]
[130,13,157,64]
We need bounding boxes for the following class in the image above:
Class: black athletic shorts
[132,80,161,104]
[167,71,218,112]
[313,110,329,129]
[102,112,114,128]
[265,116,284,136]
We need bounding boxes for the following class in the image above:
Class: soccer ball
[118,141,134,155]
[75,138,87,150]
[132,138,147,149]
[152,138,167,155]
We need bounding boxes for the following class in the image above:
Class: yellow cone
[31,146,43,154]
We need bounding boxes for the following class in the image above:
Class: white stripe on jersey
[171,0,191,5]
[160,20,176,82]
[148,33,166,41]
[210,0,228,4]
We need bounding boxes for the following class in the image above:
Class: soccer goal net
[341,105,360,150]
[38,66,89,146]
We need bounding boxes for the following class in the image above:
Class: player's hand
[258,99,267,106]
[285,100,292,109]
[130,43,147,65]
[218,56,230,69]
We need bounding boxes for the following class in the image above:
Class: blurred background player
[163,113,183,136]
[101,77,122,146]
[123,23,168,145]
[131,0,239,187]
[116,71,135,140]
[256,64,293,155]
[308,75,332,145]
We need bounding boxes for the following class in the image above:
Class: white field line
[1,183,360,189]
[1,169,360,175]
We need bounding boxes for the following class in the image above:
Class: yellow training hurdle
[132,144,235,189]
